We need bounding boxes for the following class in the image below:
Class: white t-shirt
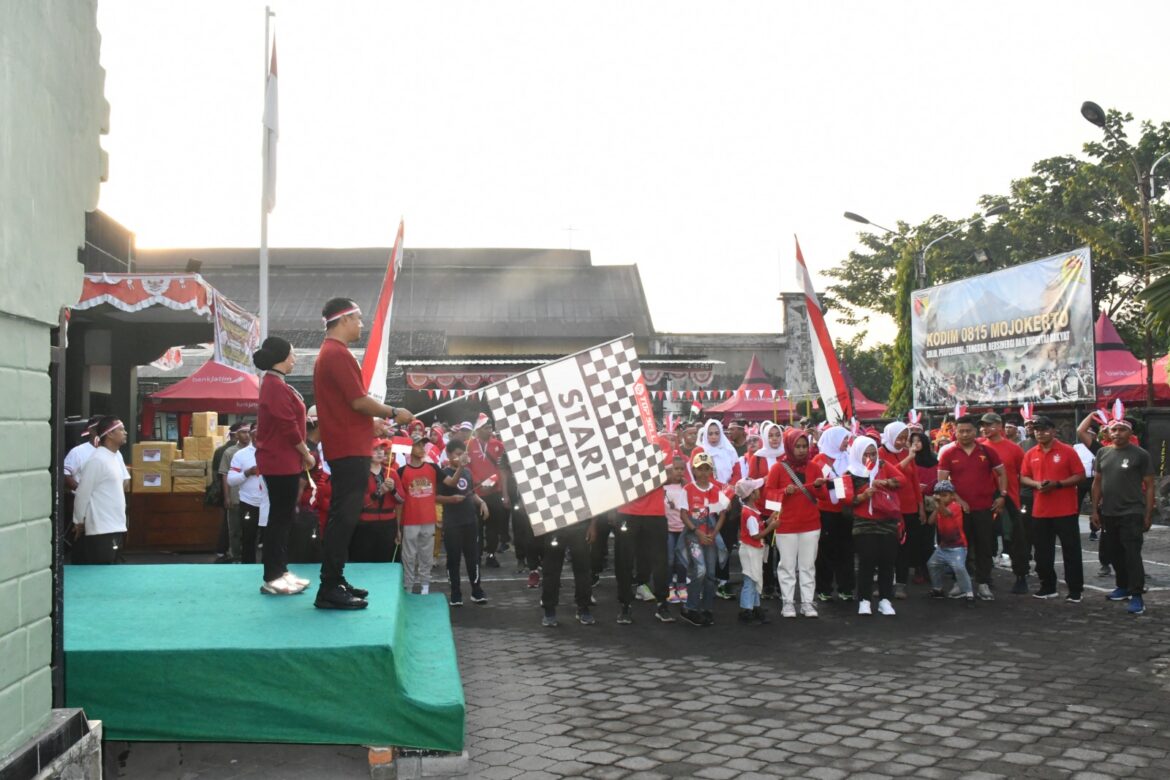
[63,441,98,492]
[664,483,689,533]
[73,447,129,535]
[227,445,266,507]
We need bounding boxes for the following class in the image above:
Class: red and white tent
[707,354,799,421]
[1094,312,1170,403]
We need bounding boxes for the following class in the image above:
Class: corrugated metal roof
[134,247,655,348]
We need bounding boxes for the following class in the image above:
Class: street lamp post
[918,205,1009,286]
[1082,100,1155,407]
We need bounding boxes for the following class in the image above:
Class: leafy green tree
[826,110,1170,411]
[837,332,893,404]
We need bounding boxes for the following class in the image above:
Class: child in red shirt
[735,477,775,624]
[926,480,974,604]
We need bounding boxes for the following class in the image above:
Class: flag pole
[259,6,274,340]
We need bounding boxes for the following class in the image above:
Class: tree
[826,111,1170,411]
[837,332,893,404]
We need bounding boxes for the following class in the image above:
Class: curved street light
[917,204,1009,285]
[1082,99,1155,406]
[843,211,898,236]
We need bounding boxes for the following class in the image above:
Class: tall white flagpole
[260,6,274,340]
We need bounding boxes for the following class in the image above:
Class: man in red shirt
[938,415,1007,601]
[1020,416,1085,602]
[467,415,508,568]
[313,297,414,610]
[979,412,1029,594]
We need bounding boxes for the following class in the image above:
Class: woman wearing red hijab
[765,428,829,618]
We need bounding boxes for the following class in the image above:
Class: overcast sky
[95,1,1170,338]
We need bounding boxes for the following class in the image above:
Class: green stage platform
[64,563,464,752]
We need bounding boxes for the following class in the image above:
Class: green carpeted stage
[64,563,464,752]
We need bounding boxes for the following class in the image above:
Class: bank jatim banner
[911,248,1094,408]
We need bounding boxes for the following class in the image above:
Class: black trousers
[855,532,898,601]
[1102,514,1145,595]
[541,522,592,612]
[590,512,615,578]
[482,493,508,555]
[261,474,301,582]
[815,511,855,595]
[962,508,996,585]
[615,514,668,605]
[83,532,124,564]
[238,502,261,564]
[763,535,779,594]
[444,521,482,599]
[716,513,738,582]
[512,506,540,571]
[217,506,230,556]
[1003,497,1033,577]
[320,456,370,588]
[349,520,400,563]
[1033,514,1083,595]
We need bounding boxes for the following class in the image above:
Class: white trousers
[776,529,821,606]
[401,523,436,591]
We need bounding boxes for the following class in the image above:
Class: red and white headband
[99,420,124,438]
[323,306,361,326]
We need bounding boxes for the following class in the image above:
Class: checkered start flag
[484,336,663,536]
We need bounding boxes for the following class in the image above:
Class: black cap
[1031,415,1055,429]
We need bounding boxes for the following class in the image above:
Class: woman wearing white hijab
[810,425,854,602]
[846,436,902,616]
[750,421,786,600]
[699,419,739,484]
[879,421,925,599]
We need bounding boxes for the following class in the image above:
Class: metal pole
[259,6,273,340]
[1142,172,1155,407]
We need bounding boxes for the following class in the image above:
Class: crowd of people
[66,295,1157,623]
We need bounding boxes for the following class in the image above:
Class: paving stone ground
[109,524,1170,778]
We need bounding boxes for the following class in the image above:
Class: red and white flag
[690,398,703,417]
[361,220,405,402]
[794,237,854,424]
[262,38,278,214]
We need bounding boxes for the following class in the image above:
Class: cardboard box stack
[171,459,212,493]
[132,441,178,493]
[183,435,218,462]
[192,411,218,437]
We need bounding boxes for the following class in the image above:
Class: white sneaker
[420,584,430,595]
[261,578,303,596]
[977,583,995,601]
[782,603,797,618]
[635,584,655,601]
[947,583,961,598]
[800,603,819,618]
[877,598,896,616]
[282,572,310,589]
[858,600,872,616]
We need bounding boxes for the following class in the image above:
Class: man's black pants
[541,522,592,612]
[1033,514,1084,595]
[320,455,370,588]
[83,532,124,564]
[482,493,508,555]
[815,511,855,596]
[962,508,996,586]
[615,514,668,605]
[238,502,261,565]
[1102,514,1145,596]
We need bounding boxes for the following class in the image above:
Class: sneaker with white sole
[877,598,896,616]
[781,603,797,618]
[282,572,311,589]
[976,584,994,601]
[858,600,872,616]
[261,578,304,596]
[947,583,961,598]
[634,584,655,601]
[1033,590,1058,600]
[800,603,819,618]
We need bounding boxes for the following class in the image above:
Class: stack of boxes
[131,441,178,493]
[132,412,228,493]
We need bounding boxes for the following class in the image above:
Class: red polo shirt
[467,435,502,496]
[1021,440,1085,518]
[313,338,373,461]
[938,442,1003,511]
[979,437,1024,507]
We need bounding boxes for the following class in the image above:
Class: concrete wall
[0,0,108,759]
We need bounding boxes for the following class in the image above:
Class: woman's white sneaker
[877,598,896,616]
[858,600,872,615]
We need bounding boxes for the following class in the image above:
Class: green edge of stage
[64,563,465,752]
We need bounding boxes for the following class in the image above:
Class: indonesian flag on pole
[361,219,405,402]
[262,39,278,214]
[795,236,853,424]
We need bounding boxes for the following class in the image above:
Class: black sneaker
[497,543,511,553]
[1065,593,1082,604]
[1010,576,1028,595]
[738,608,754,624]
[470,591,488,604]
[701,610,715,626]
[449,594,464,607]
[340,580,368,599]
[752,606,770,624]
[576,609,596,625]
[928,589,946,599]
[314,585,368,610]
[1033,590,1058,600]
[654,604,675,623]
[591,573,601,588]
[680,608,704,626]
[616,605,633,625]
[485,554,500,569]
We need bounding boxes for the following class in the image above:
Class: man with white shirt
[72,417,131,564]
[227,431,265,564]
[63,416,102,563]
